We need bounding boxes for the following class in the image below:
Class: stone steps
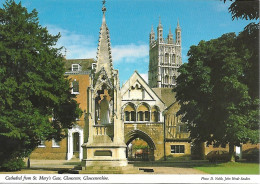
[57,163,143,174]
[78,164,142,174]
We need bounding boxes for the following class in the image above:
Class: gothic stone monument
[81,1,127,167]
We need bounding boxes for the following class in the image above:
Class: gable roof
[121,70,165,105]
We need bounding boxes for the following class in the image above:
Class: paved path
[0,169,57,174]
[0,160,207,174]
[139,166,206,174]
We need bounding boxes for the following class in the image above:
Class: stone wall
[30,138,67,160]
[165,141,191,161]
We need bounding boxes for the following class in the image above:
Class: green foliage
[194,162,259,174]
[133,145,148,150]
[224,0,259,20]
[0,158,25,172]
[0,0,81,170]
[174,31,259,148]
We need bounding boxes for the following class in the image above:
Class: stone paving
[0,160,207,174]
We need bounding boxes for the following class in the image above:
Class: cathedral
[148,19,182,88]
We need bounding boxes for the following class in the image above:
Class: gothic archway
[125,130,156,161]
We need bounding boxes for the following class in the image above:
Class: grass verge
[194,162,260,174]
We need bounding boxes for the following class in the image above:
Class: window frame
[138,111,144,121]
[130,111,136,121]
[72,79,79,94]
[38,140,46,148]
[170,145,185,154]
[125,111,130,121]
[145,111,150,121]
[52,139,60,148]
[71,64,81,72]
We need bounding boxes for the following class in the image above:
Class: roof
[152,88,176,107]
[63,59,96,72]
[121,71,165,109]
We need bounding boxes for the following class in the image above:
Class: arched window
[124,103,136,121]
[137,104,150,122]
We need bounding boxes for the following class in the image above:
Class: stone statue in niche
[95,89,112,125]
[99,95,110,124]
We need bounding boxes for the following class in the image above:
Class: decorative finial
[102,0,106,13]
[177,18,180,28]
[151,25,154,32]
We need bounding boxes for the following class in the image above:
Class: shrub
[0,158,25,171]
[133,145,148,150]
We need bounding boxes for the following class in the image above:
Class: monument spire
[102,0,106,23]
[96,0,113,78]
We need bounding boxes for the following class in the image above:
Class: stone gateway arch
[125,129,158,161]
[121,71,166,161]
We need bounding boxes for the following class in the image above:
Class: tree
[174,0,259,162]
[224,0,259,20]
[224,0,259,102]
[174,32,259,161]
[0,0,81,171]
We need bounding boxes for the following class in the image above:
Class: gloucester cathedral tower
[148,19,182,88]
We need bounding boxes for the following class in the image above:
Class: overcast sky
[3,0,252,85]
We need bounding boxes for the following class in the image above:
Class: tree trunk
[229,143,236,162]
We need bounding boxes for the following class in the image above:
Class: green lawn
[194,162,260,174]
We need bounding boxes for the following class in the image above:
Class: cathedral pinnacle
[158,16,162,28]
[151,25,154,33]
[177,19,180,29]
